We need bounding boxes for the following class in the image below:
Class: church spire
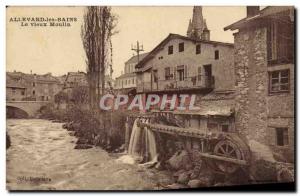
[186,6,210,40]
[187,19,193,37]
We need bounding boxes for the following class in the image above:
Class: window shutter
[174,67,176,80]
[170,67,174,79]
[185,65,188,79]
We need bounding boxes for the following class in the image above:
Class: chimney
[247,6,260,17]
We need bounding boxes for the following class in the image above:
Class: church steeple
[187,19,193,37]
[186,6,210,40]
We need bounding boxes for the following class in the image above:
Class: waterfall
[118,118,158,165]
[144,119,158,163]
[128,118,142,157]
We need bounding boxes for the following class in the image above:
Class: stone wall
[234,26,294,162]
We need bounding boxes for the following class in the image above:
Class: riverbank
[6,119,173,190]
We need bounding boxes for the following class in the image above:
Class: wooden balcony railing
[137,75,214,93]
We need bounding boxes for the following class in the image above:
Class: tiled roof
[116,72,136,79]
[136,33,233,70]
[126,53,149,64]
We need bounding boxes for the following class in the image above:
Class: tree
[81,6,118,112]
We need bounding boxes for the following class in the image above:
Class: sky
[6,6,246,78]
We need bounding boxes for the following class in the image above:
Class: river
[6,119,173,190]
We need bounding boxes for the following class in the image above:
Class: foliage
[54,91,69,104]
[70,86,89,105]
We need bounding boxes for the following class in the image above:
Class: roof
[6,82,26,89]
[224,6,294,31]
[151,91,235,117]
[136,33,234,70]
[126,53,149,64]
[173,106,234,117]
[116,72,136,79]
[6,71,61,84]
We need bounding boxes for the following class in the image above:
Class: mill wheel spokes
[213,140,243,174]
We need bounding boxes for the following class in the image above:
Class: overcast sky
[6,6,246,78]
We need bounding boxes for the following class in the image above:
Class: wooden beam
[199,153,248,165]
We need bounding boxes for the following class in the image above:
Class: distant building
[6,74,27,101]
[225,6,294,161]
[62,71,114,94]
[114,53,148,91]
[63,71,88,90]
[6,71,63,101]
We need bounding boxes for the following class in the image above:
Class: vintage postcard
[6,6,295,191]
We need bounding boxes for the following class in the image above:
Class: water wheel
[211,134,251,174]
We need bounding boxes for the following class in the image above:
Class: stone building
[225,6,294,162]
[63,71,88,93]
[114,53,148,91]
[6,74,27,101]
[62,71,114,96]
[6,71,63,102]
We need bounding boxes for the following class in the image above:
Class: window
[21,90,25,95]
[177,66,185,81]
[267,18,294,65]
[165,67,171,80]
[168,45,173,55]
[215,50,219,60]
[12,88,16,94]
[32,90,35,95]
[197,67,201,81]
[276,128,289,146]
[179,42,184,52]
[32,82,35,87]
[269,69,289,93]
[221,124,229,132]
[132,78,135,84]
[196,44,201,54]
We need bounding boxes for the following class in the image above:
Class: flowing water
[6,119,172,190]
[126,118,158,164]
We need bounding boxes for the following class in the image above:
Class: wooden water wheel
[209,134,251,174]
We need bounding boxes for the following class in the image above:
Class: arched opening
[6,106,29,119]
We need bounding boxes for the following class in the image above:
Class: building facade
[114,53,148,90]
[225,6,294,161]
[6,71,63,102]
[135,34,234,94]
[132,6,236,137]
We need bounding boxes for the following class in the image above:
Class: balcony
[137,75,214,93]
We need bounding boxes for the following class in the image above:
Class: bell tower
[186,6,210,40]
